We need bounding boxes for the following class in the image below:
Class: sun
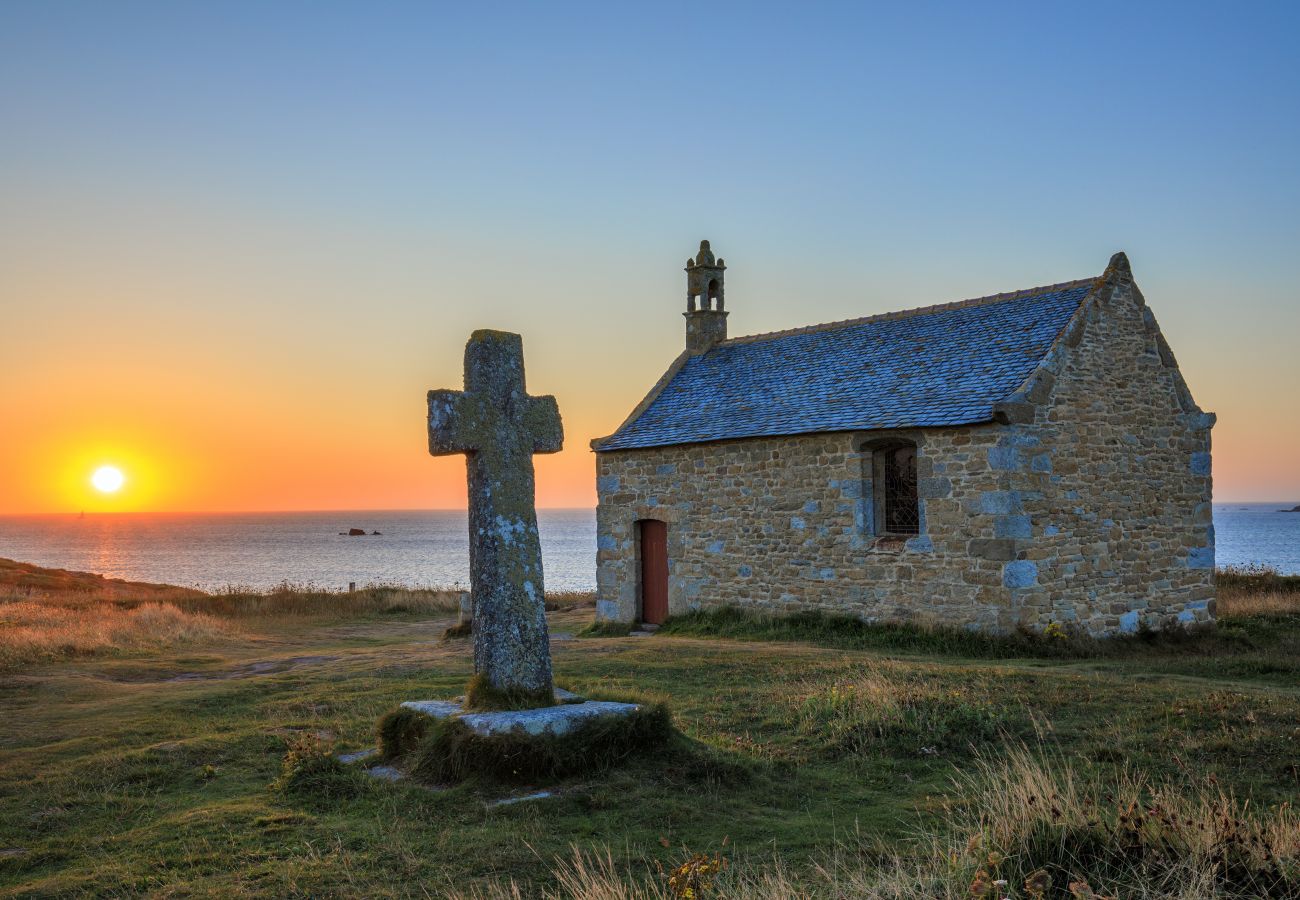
[91,465,126,493]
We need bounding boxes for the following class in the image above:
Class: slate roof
[596,279,1097,451]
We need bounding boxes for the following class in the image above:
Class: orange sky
[3,240,1296,515]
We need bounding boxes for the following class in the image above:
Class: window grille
[881,444,919,535]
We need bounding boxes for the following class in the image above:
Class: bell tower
[684,239,727,354]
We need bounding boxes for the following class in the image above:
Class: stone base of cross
[428,330,563,700]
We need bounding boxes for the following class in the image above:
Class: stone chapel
[590,241,1215,636]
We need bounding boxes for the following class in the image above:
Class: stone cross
[428,330,563,698]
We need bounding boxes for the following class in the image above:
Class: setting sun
[91,465,125,493]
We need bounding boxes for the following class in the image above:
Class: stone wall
[594,262,1214,635]
[992,259,1216,633]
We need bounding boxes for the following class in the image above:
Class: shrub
[271,736,362,801]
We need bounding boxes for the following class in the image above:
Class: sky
[2,1,1298,514]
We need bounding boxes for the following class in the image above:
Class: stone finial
[695,239,715,266]
[1106,251,1132,280]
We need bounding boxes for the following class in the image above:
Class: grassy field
[0,564,1298,897]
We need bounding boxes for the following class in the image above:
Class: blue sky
[2,1,1298,509]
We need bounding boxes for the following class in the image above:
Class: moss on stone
[462,672,554,712]
[410,701,675,784]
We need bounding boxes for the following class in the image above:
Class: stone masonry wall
[594,264,1214,635]
[994,263,1215,633]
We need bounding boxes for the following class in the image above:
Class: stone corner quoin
[590,248,1215,637]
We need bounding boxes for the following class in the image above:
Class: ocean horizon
[1,503,1298,592]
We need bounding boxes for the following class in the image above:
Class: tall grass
[449,749,1300,898]
[0,599,233,671]
[1218,565,1300,617]
[0,558,474,672]
[166,584,463,619]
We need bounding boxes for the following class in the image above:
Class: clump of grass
[578,619,635,638]
[376,707,432,760]
[271,736,363,802]
[463,672,555,712]
[442,620,473,640]
[409,702,675,784]
[0,599,234,672]
[794,664,1009,757]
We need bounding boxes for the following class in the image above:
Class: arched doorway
[638,519,669,625]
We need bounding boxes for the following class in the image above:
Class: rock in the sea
[341,528,367,536]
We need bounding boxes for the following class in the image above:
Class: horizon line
[3,500,1297,517]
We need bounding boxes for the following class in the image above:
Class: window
[863,439,920,537]
[880,444,919,535]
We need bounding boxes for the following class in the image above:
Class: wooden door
[639,520,668,625]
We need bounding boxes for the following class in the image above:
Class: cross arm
[427,389,479,456]
[525,395,564,454]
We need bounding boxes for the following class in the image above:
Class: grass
[657,572,1300,685]
[451,749,1300,898]
[1,563,1298,896]
[0,558,470,672]
[0,599,235,671]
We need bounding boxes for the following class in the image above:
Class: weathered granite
[427,330,563,697]
[400,699,641,738]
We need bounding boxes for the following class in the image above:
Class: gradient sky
[2,1,1297,514]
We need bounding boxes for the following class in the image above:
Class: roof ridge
[717,276,1098,348]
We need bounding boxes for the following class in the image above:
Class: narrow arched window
[863,440,920,536]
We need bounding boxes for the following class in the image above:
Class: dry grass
[0,557,592,673]
[0,599,233,671]
[1217,566,1300,618]
[448,748,1300,899]
[166,584,463,619]
[1218,589,1300,618]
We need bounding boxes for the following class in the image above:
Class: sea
[0,503,1297,592]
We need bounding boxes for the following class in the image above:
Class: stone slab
[337,748,379,764]
[403,700,462,718]
[488,790,554,808]
[400,698,640,738]
[364,765,404,782]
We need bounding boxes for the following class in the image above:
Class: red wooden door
[639,520,668,625]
